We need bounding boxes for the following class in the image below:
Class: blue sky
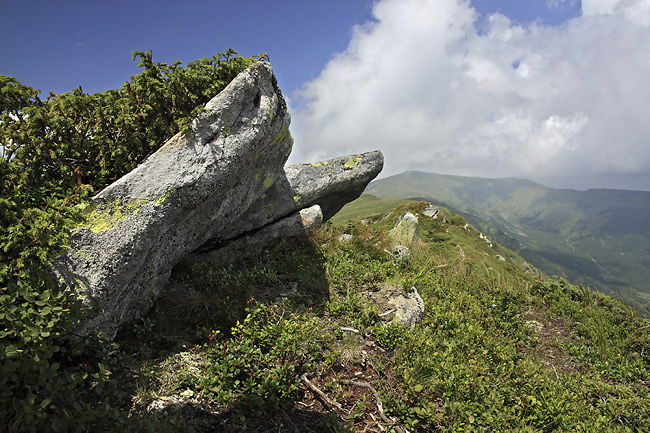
[2,0,650,191]
[1,0,372,97]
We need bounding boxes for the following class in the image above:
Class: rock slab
[52,62,384,340]
[388,212,419,247]
[53,62,293,339]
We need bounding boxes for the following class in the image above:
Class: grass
[330,194,413,226]
[21,201,650,432]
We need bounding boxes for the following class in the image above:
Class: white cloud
[547,0,579,10]
[582,0,622,15]
[290,0,650,189]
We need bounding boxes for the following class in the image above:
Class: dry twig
[300,373,343,411]
[340,379,405,433]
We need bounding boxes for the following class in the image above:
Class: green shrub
[199,303,321,411]
[1,49,265,432]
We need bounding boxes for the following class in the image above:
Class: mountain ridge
[366,171,650,311]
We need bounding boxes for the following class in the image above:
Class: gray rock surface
[196,205,323,267]
[389,287,425,328]
[52,62,293,339]
[387,212,419,260]
[212,151,384,244]
[422,205,439,219]
[364,284,425,328]
[389,245,410,262]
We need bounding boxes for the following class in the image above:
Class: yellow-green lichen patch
[311,162,322,167]
[154,188,176,205]
[388,215,419,247]
[255,172,262,181]
[223,126,232,137]
[344,155,362,169]
[293,194,302,205]
[74,249,93,261]
[77,187,178,233]
[73,279,90,296]
[270,125,288,147]
[264,203,274,216]
[263,175,273,188]
[77,198,146,233]
[267,100,274,119]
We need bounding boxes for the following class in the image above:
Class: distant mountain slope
[366,171,650,310]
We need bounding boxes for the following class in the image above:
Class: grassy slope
[76,200,650,432]
[330,194,413,226]
[366,171,650,310]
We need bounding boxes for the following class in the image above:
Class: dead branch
[300,373,343,411]
[340,379,405,433]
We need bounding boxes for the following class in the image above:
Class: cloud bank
[289,0,650,190]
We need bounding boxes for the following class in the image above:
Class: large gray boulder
[194,151,384,263]
[201,150,384,247]
[52,62,293,339]
[52,62,384,340]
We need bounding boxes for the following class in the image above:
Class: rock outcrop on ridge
[52,62,383,340]
[387,212,419,262]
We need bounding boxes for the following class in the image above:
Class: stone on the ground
[364,284,425,328]
[390,287,425,328]
[422,205,439,219]
[388,212,419,247]
[390,245,410,262]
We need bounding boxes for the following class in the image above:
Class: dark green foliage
[200,303,321,406]
[1,49,266,199]
[1,49,264,431]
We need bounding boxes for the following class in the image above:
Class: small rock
[390,287,425,328]
[390,245,410,262]
[388,212,419,247]
[422,205,439,219]
[338,233,353,243]
[364,284,425,328]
